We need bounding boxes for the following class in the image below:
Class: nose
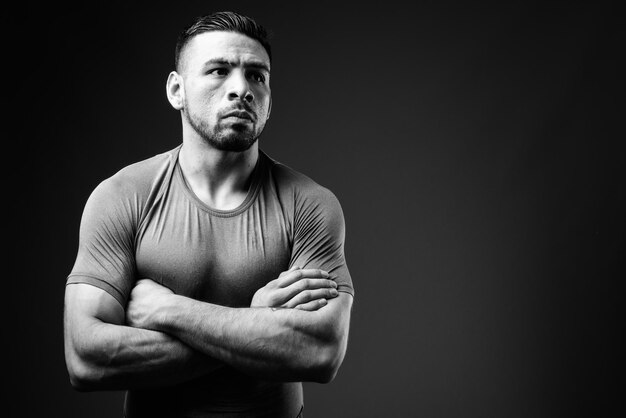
[227,70,254,103]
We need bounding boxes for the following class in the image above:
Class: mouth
[222,110,254,122]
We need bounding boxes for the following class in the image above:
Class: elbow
[311,363,339,384]
[67,359,97,392]
[65,347,106,392]
[307,341,346,384]
[68,370,93,392]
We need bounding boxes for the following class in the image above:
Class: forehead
[183,31,270,69]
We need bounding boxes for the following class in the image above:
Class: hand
[126,279,174,330]
[251,267,339,311]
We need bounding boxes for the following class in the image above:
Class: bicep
[64,283,125,335]
[291,190,355,296]
[68,178,138,307]
[63,283,127,380]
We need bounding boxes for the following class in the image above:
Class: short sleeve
[66,177,138,307]
[289,188,354,296]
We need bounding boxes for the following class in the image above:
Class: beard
[183,101,263,152]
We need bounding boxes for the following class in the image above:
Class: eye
[249,71,266,83]
[208,67,229,76]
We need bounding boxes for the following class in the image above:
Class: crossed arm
[64,268,352,391]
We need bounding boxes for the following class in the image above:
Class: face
[173,31,272,152]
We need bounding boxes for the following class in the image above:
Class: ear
[166,71,184,110]
[267,96,272,121]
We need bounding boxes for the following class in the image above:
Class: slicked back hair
[174,11,272,72]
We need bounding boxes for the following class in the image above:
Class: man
[63,11,354,418]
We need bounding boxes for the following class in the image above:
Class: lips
[222,110,254,121]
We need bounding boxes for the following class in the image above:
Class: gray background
[8,1,622,417]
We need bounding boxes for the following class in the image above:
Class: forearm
[152,294,349,382]
[64,284,222,391]
[66,320,221,391]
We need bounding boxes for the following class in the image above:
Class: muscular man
[63,11,354,418]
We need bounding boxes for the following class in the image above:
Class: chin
[209,134,258,152]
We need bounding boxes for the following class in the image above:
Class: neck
[179,135,259,211]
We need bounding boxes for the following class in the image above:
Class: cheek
[185,81,221,106]
[186,93,221,119]
[197,90,219,106]
[255,97,271,116]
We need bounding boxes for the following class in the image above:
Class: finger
[283,287,339,308]
[269,266,302,289]
[279,265,301,277]
[295,299,327,311]
[278,278,337,302]
[277,269,330,288]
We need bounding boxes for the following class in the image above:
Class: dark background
[8,1,622,417]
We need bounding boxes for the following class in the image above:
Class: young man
[63,11,354,418]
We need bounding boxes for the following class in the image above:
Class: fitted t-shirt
[67,145,353,417]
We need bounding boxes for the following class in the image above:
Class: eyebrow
[202,58,270,73]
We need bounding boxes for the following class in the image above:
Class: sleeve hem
[336,285,354,297]
[66,274,127,308]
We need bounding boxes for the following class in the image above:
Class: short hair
[174,11,272,72]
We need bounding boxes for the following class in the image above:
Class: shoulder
[82,146,180,222]
[263,151,340,206]
[261,151,345,228]
[89,146,179,204]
